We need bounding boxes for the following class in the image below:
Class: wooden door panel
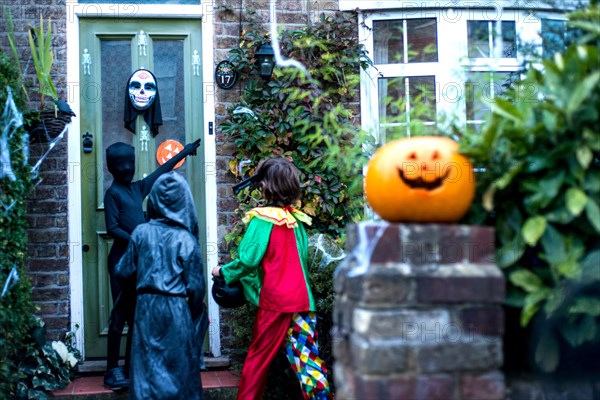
[97,233,112,335]
[80,18,204,359]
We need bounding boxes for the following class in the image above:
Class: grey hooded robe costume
[115,172,205,399]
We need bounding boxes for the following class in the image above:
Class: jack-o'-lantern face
[364,136,476,223]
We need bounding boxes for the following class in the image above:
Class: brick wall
[334,223,506,399]
[27,139,71,340]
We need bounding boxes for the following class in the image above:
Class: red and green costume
[221,206,330,400]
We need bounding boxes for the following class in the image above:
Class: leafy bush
[13,317,82,399]
[220,10,370,398]
[1,47,37,398]
[222,11,373,243]
[460,2,600,373]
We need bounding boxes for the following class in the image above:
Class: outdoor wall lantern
[255,43,275,79]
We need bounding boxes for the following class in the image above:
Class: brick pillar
[333,222,505,400]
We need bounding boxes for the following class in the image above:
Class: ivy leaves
[222,12,373,244]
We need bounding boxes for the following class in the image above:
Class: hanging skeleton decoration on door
[124,68,163,137]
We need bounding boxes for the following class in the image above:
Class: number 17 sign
[215,60,238,89]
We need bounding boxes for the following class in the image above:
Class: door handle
[83,132,93,153]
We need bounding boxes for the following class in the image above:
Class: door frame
[66,2,220,359]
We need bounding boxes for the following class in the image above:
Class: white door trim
[66,0,84,357]
[200,6,220,359]
[66,1,219,358]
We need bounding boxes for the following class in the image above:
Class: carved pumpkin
[364,136,475,223]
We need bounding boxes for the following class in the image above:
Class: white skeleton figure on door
[139,125,150,152]
[82,49,91,75]
[138,30,147,56]
[192,50,200,76]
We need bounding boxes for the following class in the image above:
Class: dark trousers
[107,247,136,372]
[106,288,136,372]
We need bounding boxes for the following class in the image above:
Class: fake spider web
[308,233,345,271]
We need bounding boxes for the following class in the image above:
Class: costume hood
[147,171,199,239]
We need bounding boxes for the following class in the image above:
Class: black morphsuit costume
[103,139,200,376]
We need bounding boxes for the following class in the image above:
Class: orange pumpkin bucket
[156,140,185,169]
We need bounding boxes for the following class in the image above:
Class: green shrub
[1,48,80,399]
[460,2,600,373]
[1,47,37,398]
[220,11,371,398]
[222,11,373,242]
[13,317,82,399]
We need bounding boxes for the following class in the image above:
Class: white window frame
[358,7,556,143]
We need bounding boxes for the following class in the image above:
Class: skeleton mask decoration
[128,69,157,110]
[124,68,162,136]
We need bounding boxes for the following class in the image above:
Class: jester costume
[221,206,330,400]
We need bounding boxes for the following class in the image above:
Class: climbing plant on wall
[221,10,373,244]
[0,49,38,397]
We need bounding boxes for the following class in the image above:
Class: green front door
[79,18,205,359]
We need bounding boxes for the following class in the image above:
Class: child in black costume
[103,139,200,390]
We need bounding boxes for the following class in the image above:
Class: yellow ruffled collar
[243,206,312,229]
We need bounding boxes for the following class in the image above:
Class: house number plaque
[215,60,237,89]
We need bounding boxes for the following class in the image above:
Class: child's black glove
[183,138,201,156]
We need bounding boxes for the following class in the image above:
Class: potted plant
[26,16,75,140]
[27,16,59,113]
[4,9,74,140]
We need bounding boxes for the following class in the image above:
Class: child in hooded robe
[115,171,205,399]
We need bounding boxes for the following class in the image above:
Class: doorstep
[49,370,240,398]
[76,356,231,374]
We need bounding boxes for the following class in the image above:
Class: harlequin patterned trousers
[285,312,331,400]
[235,309,330,400]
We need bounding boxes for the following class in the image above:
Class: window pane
[542,19,566,58]
[495,21,517,58]
[373,20,404,64]
[469,21,517,58]
[101,40,132,194]
[152,39,189,175]
[468,21,490,58]
[410,76,436,116]
[373,18,437,64]
[406,19,438,62]
[379,124,406,142]
[466,72,513,123]
[378,76,436,120]
[378,77,406,122]
[378,76,436,141]
[465,73,489,121]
